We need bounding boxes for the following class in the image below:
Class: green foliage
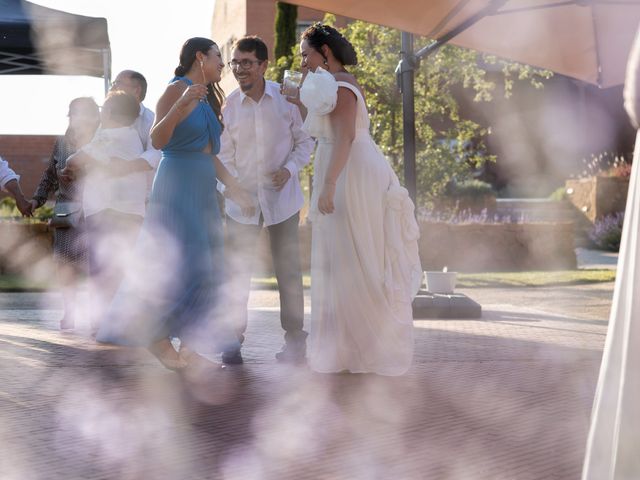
[268,2,298,83]
[338,21,552,204]
[274,3,298,59]
[0,196,53,222]
[548,187,568,201]
[446,179,496,198]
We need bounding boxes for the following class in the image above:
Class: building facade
[211,0,347,93]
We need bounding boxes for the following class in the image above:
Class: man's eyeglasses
[227,59,264,70]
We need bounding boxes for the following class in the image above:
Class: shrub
[589,212,624,252]
[0,197,53,222]
[548,187,567,201]
[446,179,496,198]
[419,208,524,224]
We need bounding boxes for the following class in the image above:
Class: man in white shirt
[219,36,315,364]
[0,156,32,216]
[109,70,161,202]
[65,91,146,331]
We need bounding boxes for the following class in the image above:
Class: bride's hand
[318,182,336,215]
[225,186,256,217]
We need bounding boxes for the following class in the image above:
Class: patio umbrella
[288,0,640,88]
[287,0,640,198]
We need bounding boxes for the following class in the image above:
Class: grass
[251,269,615,290]
[456,269,616,288]
[0,269,615,293]
[0,274,49,292]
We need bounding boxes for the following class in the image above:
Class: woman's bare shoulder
[333,71,358,86]
[333,72,364,100]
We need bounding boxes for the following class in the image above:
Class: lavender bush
[589,212,625,252]
[418,208,525,224]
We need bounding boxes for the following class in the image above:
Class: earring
[200,61,204,67]
[323,59,328,66]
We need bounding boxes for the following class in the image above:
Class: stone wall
[255,221,576,274]
[1,219,577,277]
[418,222,577,272]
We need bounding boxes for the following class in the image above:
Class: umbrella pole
[398,0,508,205]
[399,32,417,202]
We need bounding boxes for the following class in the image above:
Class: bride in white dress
[582,27,640,479]
[292,23,422,376]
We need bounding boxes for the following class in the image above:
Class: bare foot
[149,338,187,371]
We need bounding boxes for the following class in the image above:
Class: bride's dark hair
[174,37,225,128]
[301,23,358,66]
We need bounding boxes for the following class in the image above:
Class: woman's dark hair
[301,23,357,66]
[174,37,225,127]
[66,97,100,148]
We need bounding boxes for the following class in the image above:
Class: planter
[424,271,457,293]
[418,221,576,272]
[565,176,629,223]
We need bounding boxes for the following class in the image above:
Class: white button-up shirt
[218,80,315,226]
[82,126,146,218]
[0,156,19,191]
[133,104,161,199]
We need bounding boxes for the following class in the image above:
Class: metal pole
[399,31,417,203]
[102,48,111,95]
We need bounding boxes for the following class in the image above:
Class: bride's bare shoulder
[333,71,358,86]
[333,72,364,100]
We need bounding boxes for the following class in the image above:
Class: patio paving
[0,282,613,479]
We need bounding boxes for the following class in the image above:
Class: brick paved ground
[0,283,612,480]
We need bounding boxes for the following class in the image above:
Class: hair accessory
[312,22,331,36]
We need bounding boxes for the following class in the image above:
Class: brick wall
[0,135,57,199]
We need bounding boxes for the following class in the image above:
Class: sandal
[149,339,188,371]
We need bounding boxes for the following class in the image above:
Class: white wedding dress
[582,29,640,480]
[300,68,422,376]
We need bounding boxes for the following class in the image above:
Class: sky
[0,0,216,135]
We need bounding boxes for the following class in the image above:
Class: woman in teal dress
[96,38,254,370]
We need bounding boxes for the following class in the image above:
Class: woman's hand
[318,182,336,215]
[174,84,208,110]
[281,84,302,106]
[225,186,256,218]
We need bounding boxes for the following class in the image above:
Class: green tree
[341,21,552,206]
[268,2,298,82]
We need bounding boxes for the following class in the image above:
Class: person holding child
[64,91,147,331]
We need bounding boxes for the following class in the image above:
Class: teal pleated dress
[97,77,236,353]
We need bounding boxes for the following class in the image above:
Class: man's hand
[15,195,33,217]
[225,186,256,218]
[271,167,292,191]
